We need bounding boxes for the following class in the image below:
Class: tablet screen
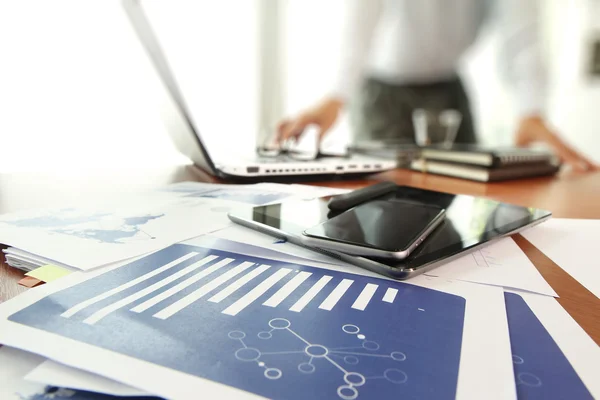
[303,200,445,252]
[230,186,551,271]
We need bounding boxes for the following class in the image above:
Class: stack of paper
[0,183,598,399]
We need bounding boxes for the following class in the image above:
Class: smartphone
[302,199,445,259]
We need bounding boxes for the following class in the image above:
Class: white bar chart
[289,275,333,312]
[351,284,378,311]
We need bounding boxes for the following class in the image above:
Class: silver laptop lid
[121,0,218,176]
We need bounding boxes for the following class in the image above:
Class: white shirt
[333,0,546,116]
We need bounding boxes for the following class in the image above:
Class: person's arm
[495,0,597,171]
[277,0,383,143]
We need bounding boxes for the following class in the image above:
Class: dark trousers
[350,76,477,145]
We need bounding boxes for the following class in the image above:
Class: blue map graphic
[3,209,164,244]
[5,209,110,229]
[162,184,290,205]
[10,243,466,400]
[504,293,592,399]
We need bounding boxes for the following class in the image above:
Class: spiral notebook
[410,158,561,182]
[420,145,558,167]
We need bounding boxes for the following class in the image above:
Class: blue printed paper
[19,386,161,400]
[10,244,466,400]
[504,293,592,399]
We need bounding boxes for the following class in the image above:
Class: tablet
[228,185,551,279]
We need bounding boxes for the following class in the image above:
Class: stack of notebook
[410,145,561,182]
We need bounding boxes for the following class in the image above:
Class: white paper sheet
[0,237,515,400]
[288,184,351,197]
[0,346,47,400]
[248,183,350,199]
[425,237,557,297]
[25,359,150,397]
[410,276,515,400]
[503,289,600,398]
[0,182,304,270]
[520,218,600,299]
[0,346,155,399]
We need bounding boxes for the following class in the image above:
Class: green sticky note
[26,264,72,283]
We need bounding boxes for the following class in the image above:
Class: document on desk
[0,345,162,400]
[0,182,313,271]
[0,237,515,400]
[425,237,557,297]
[246,183,350,197]
[0,346,46,400]
[503,290,599,399]
[25,359,151,397]
[520,218,600,299]
[163,181,350,202]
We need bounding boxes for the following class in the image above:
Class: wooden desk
[1,166,599,345]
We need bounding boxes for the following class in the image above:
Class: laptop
[121,0,396,180]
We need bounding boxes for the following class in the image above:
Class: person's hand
[515,115,598,172]
[276,97,344,144]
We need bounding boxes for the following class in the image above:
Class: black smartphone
[302,199,446,259]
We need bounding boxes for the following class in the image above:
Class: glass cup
[412,108,463,148]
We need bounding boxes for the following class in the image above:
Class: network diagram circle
[362,341,380,351]
[384,368,408,384]
[342,324,360,334]
[298,362,316,374]
[337,385,359,400]
[235,348,261,362]
[264,368,282,380]
[344,356,359,365]
[269,318,291,329]
[258,331,273,340]
[517,372,542,387]
[512,355,524,364]
[344,372,366,387]
[305,344,329,358]
[228,330,246,340]
[390,351,406,361]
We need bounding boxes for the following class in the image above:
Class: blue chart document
[10,244,466,400]
[504,293,592,400]
[22,387,161,400]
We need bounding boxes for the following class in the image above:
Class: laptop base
[187,164,379,184]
